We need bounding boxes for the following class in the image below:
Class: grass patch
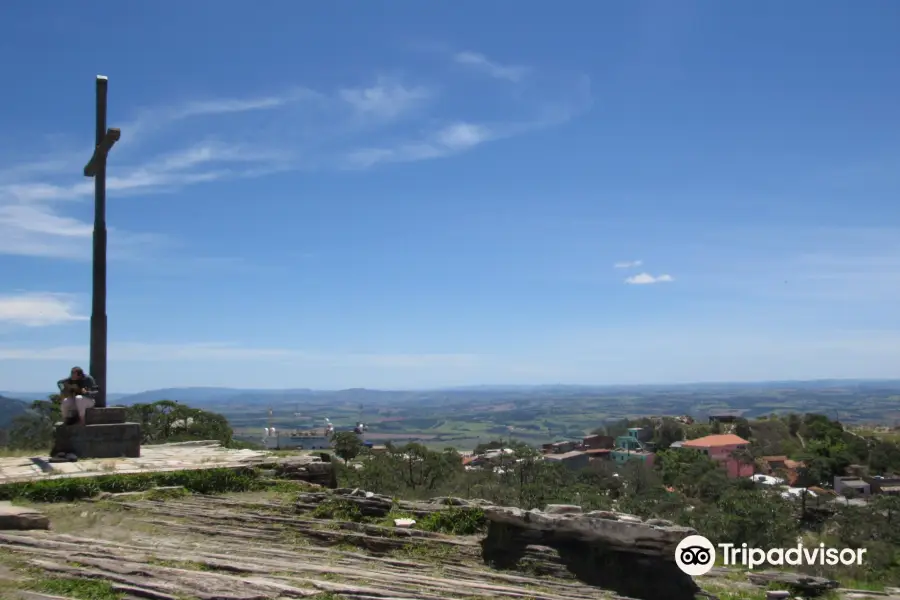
[701,587,767,600]
[148,558,218,571]
[330,541,362,553]
[311,498,365,522]
[703,583,829,600]
[309,498,485,536]
[145,486,190,501]
[265,479,323,499]
[0,448,39,458]
[417,507,486,535]
[841,578,887,591]
[0,467,267,503]
[26,575,123,600]
[390,542,457,562]
[147,557,245,574]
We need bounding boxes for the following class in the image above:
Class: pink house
[682,434,755,478]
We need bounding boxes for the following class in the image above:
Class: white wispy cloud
[614,260,642,269]
[344,122,494,168]
[625,272,674,285]
[0,52,589,261]
[123,87,320,142]
[454,51,530,82]
[339,77,431,120]
[0,140,291,259]
[0,292,87,327]
[0,341,481,368]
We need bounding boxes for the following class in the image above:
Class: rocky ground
[0,487,896,600]
[0,441,333,487]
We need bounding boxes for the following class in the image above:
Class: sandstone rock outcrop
[0,502,49,531]
[0,490,884,600]
[481,504,700,600]
[0,494,616,600]
[748,570,840,595]
[296,488,485,517]
[259,455,336,488]
[295,490,700,600]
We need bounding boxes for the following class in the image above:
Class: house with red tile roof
[682,433,754,478]
[761,455,805,485]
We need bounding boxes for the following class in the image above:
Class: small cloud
[614,260,643,269]
[435,122,491,149]
[343,122,494,168]
[0,292,87,327]
[454,51,530,82]
[339,77,431,120]
[625,273,674,285]
[124,87,319,141]
[167,91,310,119]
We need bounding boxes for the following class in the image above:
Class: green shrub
[27,576,122,600]
[310,498,365,522]
[0,467,265,503]
[417,507,485,535]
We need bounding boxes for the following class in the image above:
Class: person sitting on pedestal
[56,366,98,425]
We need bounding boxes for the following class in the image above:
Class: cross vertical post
[83,75,120,408]
[91,75,108,408]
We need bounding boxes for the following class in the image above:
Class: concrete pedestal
[51,407,141,458]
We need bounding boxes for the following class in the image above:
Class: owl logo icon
[675,535,716,576]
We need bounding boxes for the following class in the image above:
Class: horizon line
[4,376,899,396]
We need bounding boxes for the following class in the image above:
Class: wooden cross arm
[83,128,122,177]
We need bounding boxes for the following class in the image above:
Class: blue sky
[2,1,900,392]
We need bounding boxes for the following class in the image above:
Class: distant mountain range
[6,379,900,410]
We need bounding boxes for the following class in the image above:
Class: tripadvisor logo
[676,535,717,576]
[675,535,867,576]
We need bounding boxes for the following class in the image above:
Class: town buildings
[834,474,900,497]
[544,450,591,470]
[582,434,614,450]
[834,475,871,497]
[681,433,754,478]
[759,455,803,485]
[610,428,655,467]
[707,409,745,425]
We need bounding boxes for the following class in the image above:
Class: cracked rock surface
[0,490,896,600]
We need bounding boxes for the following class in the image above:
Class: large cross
[82,75,120,408]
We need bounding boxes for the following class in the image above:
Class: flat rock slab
[483,505,693,555]
[0,441,279,486]
[0,501,50,530]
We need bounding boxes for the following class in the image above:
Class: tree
[124,400,233,445]
[685,423,712,439]
[332,432,364,461]
[786,413,801,436]
[656,448,718,487]
[731,445,756,465]
[8,397,62,450]
[869,440,900,474]
[8,414,54,450]
[687,487,798,549]
[653,419,684,450]
[734,418,752,440]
